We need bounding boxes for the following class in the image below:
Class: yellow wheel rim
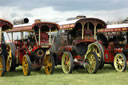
[44,55,53,74]
[114,54,126,72]
[22,56,29,76]
[0,55,3,76]
[86,53,96,73]
[6,45,12,72]
[62,53,71,74]
[87,43,102,65]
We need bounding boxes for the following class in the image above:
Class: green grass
[0,65,128,85]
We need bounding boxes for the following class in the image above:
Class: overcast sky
[0,0,128,23]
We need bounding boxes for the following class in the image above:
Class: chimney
[35,19,41,23]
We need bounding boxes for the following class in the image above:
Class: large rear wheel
[44,54,55,74]
[114,53,127,72]
[6,43,16,72]
[22,55,31,76]
[61,51,74,74]
[86,52,99,73]
[0,54,6,77]
[6,45,12,72]
[87,42,104,69]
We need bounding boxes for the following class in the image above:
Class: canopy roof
[97,24,128,32]
[107,23,128,28]
[0,19,13,31]
[57,18,106,30]
[32,22,59,32]
[7,22,59,32]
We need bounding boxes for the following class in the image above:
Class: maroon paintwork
[7,22,59,67]
[51,18,106,66]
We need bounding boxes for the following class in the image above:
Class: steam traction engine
[50,16,106,74]
[0,19,13,76]
[6,19,59,76]
[96,24,128,72]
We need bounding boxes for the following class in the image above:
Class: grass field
[0,64,128,85]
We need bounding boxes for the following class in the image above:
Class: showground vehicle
[50,16,107,74]
[96,24,128,72]
[0,19,13,76]
[6,19,59,76]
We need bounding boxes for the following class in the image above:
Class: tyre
[0,54,6,77]
[44,54,55,74]
[61,51,74,74]
[87,42,104,69]
[86,52,99,73]
[114,53,127,72]
[6,43,16,72]
[22,55,32,76]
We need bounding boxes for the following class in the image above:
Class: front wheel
[0,54,6,77]
[86,52,99,74]
[61,51,74,74]
[114,53,127,72]
[22,55,32,76]
[44,54,55,74]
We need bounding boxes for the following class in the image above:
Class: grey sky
[0,0,128,22]
[1,0,128,11]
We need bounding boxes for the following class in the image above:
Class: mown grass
[0,64,128,85]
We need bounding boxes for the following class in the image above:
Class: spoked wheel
[87,42,104,69]
[44,54,55,74]
[114,53,127,72]
[86,52,99,74]
[0,54,6,77]
[22,55,31,76]
[61,51,74,74]
[6,45,12,72]
[6,43,16,72]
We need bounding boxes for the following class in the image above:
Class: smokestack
[67,15,86,21]
[76,15,86,19]
[13,18,29,25]
[35,19,41,23]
